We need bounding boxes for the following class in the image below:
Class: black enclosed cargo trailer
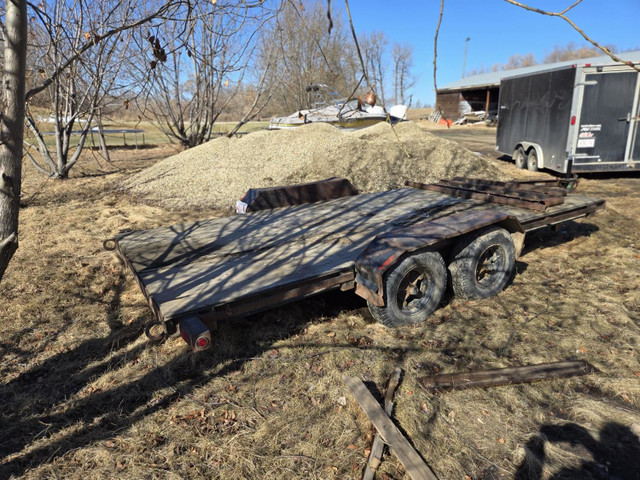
[496,63,640,173]
[111,178,604,351]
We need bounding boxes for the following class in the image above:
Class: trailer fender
[518,142,544,169]
[354,210,524,307]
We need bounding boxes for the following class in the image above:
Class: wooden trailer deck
[115,186,603,326]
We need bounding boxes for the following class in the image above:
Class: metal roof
[438,50,640,92]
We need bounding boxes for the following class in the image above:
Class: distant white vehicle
[269,84,408,130]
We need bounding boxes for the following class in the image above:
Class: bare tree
[464,41,622,77]
[258,1,358,115]
[434,0,638,99]
[502,52,537,70]
[543,42,617,63]
[433,0,444,93]
[392,42,414,105]
[0,0,28,280]
[135,1,275,148]
[24,0,138,178]
[360,31,388,106]
[227,43,280,137]
[0,0,187,282]
[504,0,639,72]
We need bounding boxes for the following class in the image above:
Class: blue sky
[347,0,640,106]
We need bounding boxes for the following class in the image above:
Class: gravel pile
[122,122,510,210]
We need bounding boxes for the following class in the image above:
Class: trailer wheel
[527,148,539,172]
[513,146,526,169]
[145,320,167,342]
[367,251,446,327]
[449,227,515,300]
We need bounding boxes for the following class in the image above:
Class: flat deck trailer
[496,63,640,173]
[112,178,603,351]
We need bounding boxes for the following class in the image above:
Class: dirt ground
[1,127,639,480]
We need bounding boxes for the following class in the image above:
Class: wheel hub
[475,245,505,286]
[398,271,431,313]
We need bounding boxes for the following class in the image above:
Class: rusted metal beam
[437,178,565,202]
[448,177,568,197]
[418,360,596,393]
[451,176,578,194]
[520,200,605,232]
[406,181,556,212]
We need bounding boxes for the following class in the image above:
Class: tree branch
[24,111,57,172]
[433,0,444,94]
[23,146,54,176]
[344,0,410,158]
[504,0,640,72]
[0,232,17,251]
[26,1,188,100]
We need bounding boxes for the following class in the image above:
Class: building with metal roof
[435,50,640,120]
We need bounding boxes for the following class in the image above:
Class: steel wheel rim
[475,245,506,288]
[395,268,433,315]
[515,150,523,163]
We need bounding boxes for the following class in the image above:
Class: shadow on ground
[514,422,640,480]
[0,288,378,478]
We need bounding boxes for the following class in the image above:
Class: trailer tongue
[111,177,603,351]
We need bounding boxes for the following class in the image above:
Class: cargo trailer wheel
[527,148,539,172]
[367,251,447,327]
[448,227,515,300]
[513,146,526,169]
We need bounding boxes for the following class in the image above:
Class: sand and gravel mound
[122,121,510,210]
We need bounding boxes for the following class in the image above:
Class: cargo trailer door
[631,84,640,162]
[573,69,640,170]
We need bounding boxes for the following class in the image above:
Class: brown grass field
[1,125,639,480]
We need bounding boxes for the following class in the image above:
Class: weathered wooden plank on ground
[345,375,438,480]
[417,360,595,393]
[363,367,403,480]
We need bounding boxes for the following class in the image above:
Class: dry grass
[406,108,434,121]
[0,131,639,480]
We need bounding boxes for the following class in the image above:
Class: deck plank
[118,189,463,272]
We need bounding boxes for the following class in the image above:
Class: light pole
[462,37,470,78]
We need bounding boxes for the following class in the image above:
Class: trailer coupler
[178,315,212,352]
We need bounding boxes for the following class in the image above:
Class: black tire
[513,146,526,169]
[367,251,447,327]
[527,148,539,172]
[448,227,515,300]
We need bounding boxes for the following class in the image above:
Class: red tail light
[179,315,212,351]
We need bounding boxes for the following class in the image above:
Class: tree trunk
[0,0,27,281]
